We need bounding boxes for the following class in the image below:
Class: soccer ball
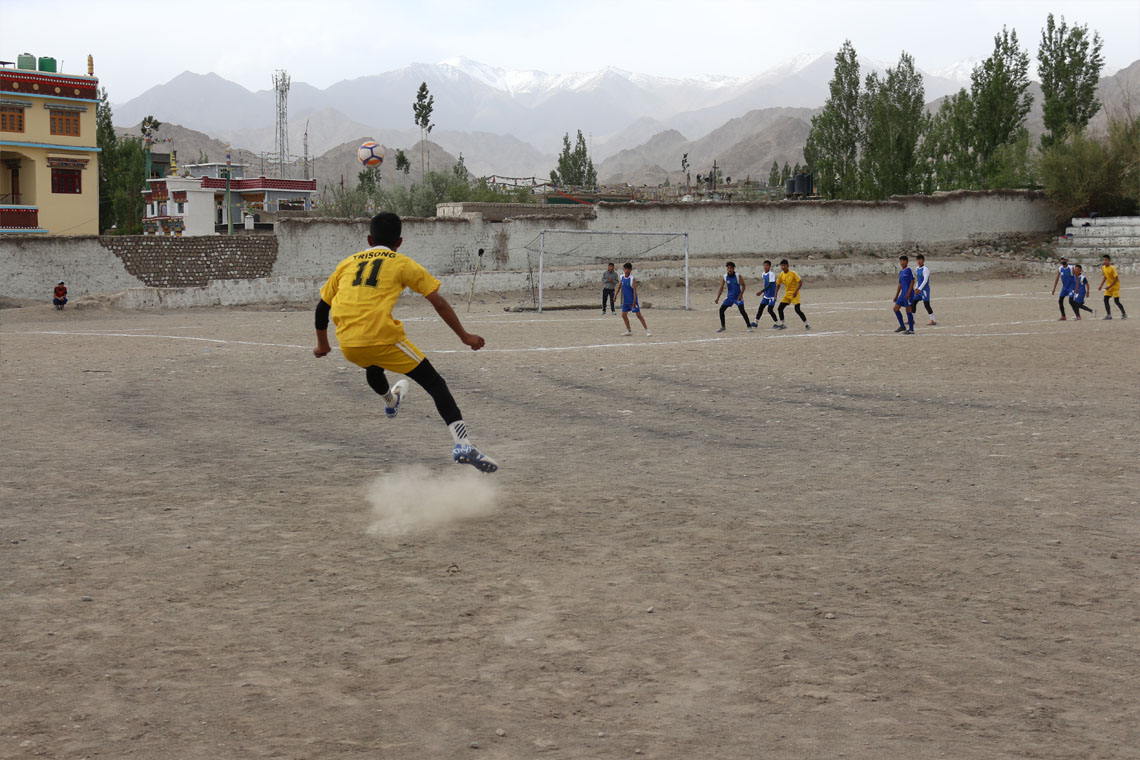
[357,141,383,167]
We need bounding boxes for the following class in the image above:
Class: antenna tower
[273,69,291,178]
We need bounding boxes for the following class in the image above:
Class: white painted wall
[0,191,1084,305]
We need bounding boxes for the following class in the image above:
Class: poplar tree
[413,82,435,177]
[970,27,1033,185]
[550,130,597,188]
[1038,13,1105,148]
[858,52,928,199]
[804,41,861,199]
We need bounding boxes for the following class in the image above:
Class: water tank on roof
[17,53,36,70]
[38,56,57,73]
[785,178,796,195]
[794,173,808,196]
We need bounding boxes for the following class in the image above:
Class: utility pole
[225,146,233,236]
[303,121,310,180]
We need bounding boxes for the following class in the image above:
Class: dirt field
[2,272,1138,759]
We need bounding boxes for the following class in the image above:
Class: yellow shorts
[1106,285,1121,298]
[340,339,425,374]
[781,294,801,305]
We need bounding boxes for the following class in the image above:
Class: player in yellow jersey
[1097,254,1127,320]
[774,259,810,330]
[313,212,498,472]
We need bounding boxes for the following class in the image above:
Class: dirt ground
[1,271,1138,759]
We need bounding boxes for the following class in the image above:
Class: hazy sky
[2,0,1137,100]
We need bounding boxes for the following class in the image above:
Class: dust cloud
[365,466,500,536]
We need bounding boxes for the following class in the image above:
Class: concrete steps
[1056,216,1140,268]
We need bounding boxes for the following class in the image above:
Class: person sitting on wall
[53,282,68,311]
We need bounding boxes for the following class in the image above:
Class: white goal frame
[536,229,690,313]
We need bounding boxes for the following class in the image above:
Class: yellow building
[1,53,100,235]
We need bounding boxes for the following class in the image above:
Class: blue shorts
[759,296,776,306]
[622,301,640,314]
[1058,288,1073,298]
[895,294,912,307]
[723,297,743,306]
[910,291,929,304]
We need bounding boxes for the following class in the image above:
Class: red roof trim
[200,176,317,191]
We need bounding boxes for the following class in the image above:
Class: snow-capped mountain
[933,59,981,85]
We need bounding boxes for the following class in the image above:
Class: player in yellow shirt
[1098,254,1127,320]
[313,212,498,472]
[774,259,810,330]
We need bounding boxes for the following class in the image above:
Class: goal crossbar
[536,229,690,312]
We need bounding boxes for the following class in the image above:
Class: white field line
[6,313,1125,358]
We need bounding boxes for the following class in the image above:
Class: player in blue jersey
[911,254,935,325]
[714,261,753,333]
[893,255,916,334]
[754,260,779,328]
[1051,257,1076,320]
[618,262,651,337]
[1068,264,1094,319]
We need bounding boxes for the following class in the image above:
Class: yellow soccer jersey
[777,270,802,303]
[1102,264,1121,296]
[320,247,441,347]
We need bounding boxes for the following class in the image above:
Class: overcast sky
[2,0,1137,100]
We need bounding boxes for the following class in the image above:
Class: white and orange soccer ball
[357,141,383,167]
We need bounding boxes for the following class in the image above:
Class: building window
[0,105,25,133]
[51,168,82,194]
[177,202,185,213]
[50,110,81,136]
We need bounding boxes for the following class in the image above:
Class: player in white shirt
[911,254,935,325]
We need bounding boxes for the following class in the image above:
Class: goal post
[533,229,690,313]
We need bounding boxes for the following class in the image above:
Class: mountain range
[113,55,1140,189]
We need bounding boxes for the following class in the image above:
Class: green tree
[452,153,469,182]
[550,130,597,188]
[413,82,435,177]
[781,162,791,181]
[1038,13,1104,148]
[395,148,411,176]
[971,27,1033,185]
[1038,108,1139,219]
[357,165,381,193]
[768,160,780,187]
[804,41,862,198]
[858,52,929,199]
[923,88,978,190]
[95,88,147,233]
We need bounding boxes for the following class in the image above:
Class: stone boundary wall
[0,190,1070,303]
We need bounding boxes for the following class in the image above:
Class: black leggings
[1104,295,1127,316]
[916,299,933,315]
[603,288,615,311]
[1069,298,1093,316]
[720,300,751,327]
[366,359,462,425]
[756,302,777,322]
[778,302,806,322]
[1058,295,1069,317]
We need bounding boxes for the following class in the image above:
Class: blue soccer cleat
[453,443,499,473]
[384,379,409,419]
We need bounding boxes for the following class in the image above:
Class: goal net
[524,229,690,312]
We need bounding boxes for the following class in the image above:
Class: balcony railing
[0,193,22,204]
[0,205,39,229]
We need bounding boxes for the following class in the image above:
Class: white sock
[383,390,397,405]
[448,420,471,445]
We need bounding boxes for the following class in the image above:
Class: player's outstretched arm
[426,290,484,350]
[313,298,332,357]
